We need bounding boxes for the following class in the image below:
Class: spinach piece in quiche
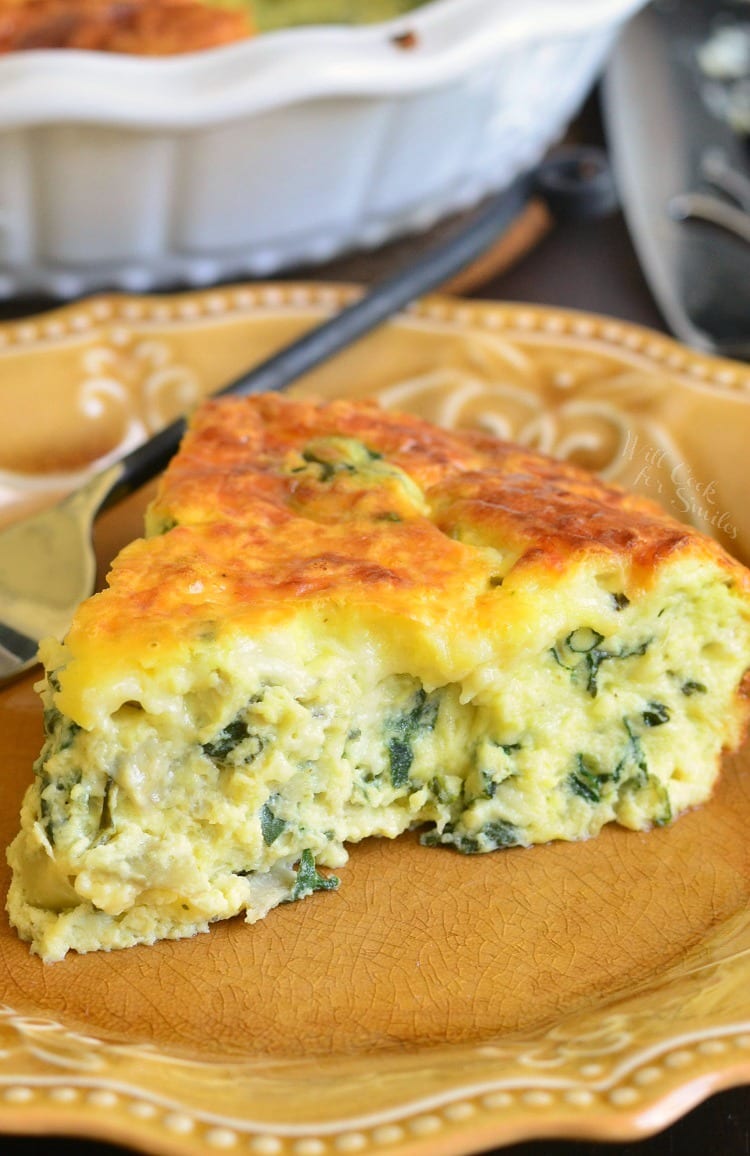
[39,701,81,756]
[299,449,340,481]
[291,850,339,901]
[421,819,520,853]
[476,749,518,799]
[151,515,178,535]
[479,770,497,799]
[642,702,670,727]
[388,737,413,789]
[203,714,264,764]
[682,679,707,696]
[95,777,115,844]
[614,717,649,786]
[202,718,248,761]
[288,437,427,517]
[428,776,456,804]
[566,627,605,653]
[37,773,56,846]
[569,724,657,804]
[551,630,652,697]
[291,438,382,482]
[568,753,604,803]
[38,767,85,847]
[260,800,287,846]
[386,687,440,788]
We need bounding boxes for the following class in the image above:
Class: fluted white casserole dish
[0,0,647,297]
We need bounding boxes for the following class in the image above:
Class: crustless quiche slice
[7,395,750,960]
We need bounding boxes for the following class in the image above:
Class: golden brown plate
[1,285,749,1156]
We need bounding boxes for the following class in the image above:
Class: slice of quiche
[7,394,750,961]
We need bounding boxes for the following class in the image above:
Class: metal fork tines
[0,465,123,681]
[668,148,750,245]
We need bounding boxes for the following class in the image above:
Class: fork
[0,149,615,685]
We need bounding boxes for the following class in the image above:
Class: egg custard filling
[7,395,750,961]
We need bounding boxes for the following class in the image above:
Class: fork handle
[104,148,615,508]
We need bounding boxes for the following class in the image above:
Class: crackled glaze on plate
[0,286,749,1156]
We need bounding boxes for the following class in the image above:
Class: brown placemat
[281,198,552,296]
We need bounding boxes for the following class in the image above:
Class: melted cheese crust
[7,395,750,961]
[0,0,253,55]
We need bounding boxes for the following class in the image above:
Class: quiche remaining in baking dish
[0,0,255,54]
[0,0,428,54]
[7,395,750,961]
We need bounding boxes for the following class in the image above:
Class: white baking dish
[0,0,646,297]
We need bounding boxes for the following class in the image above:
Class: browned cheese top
[60,394,749,665]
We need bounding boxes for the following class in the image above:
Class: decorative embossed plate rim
[0,285,749,1156]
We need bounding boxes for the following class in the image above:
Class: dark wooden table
[1,122,749,1156]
